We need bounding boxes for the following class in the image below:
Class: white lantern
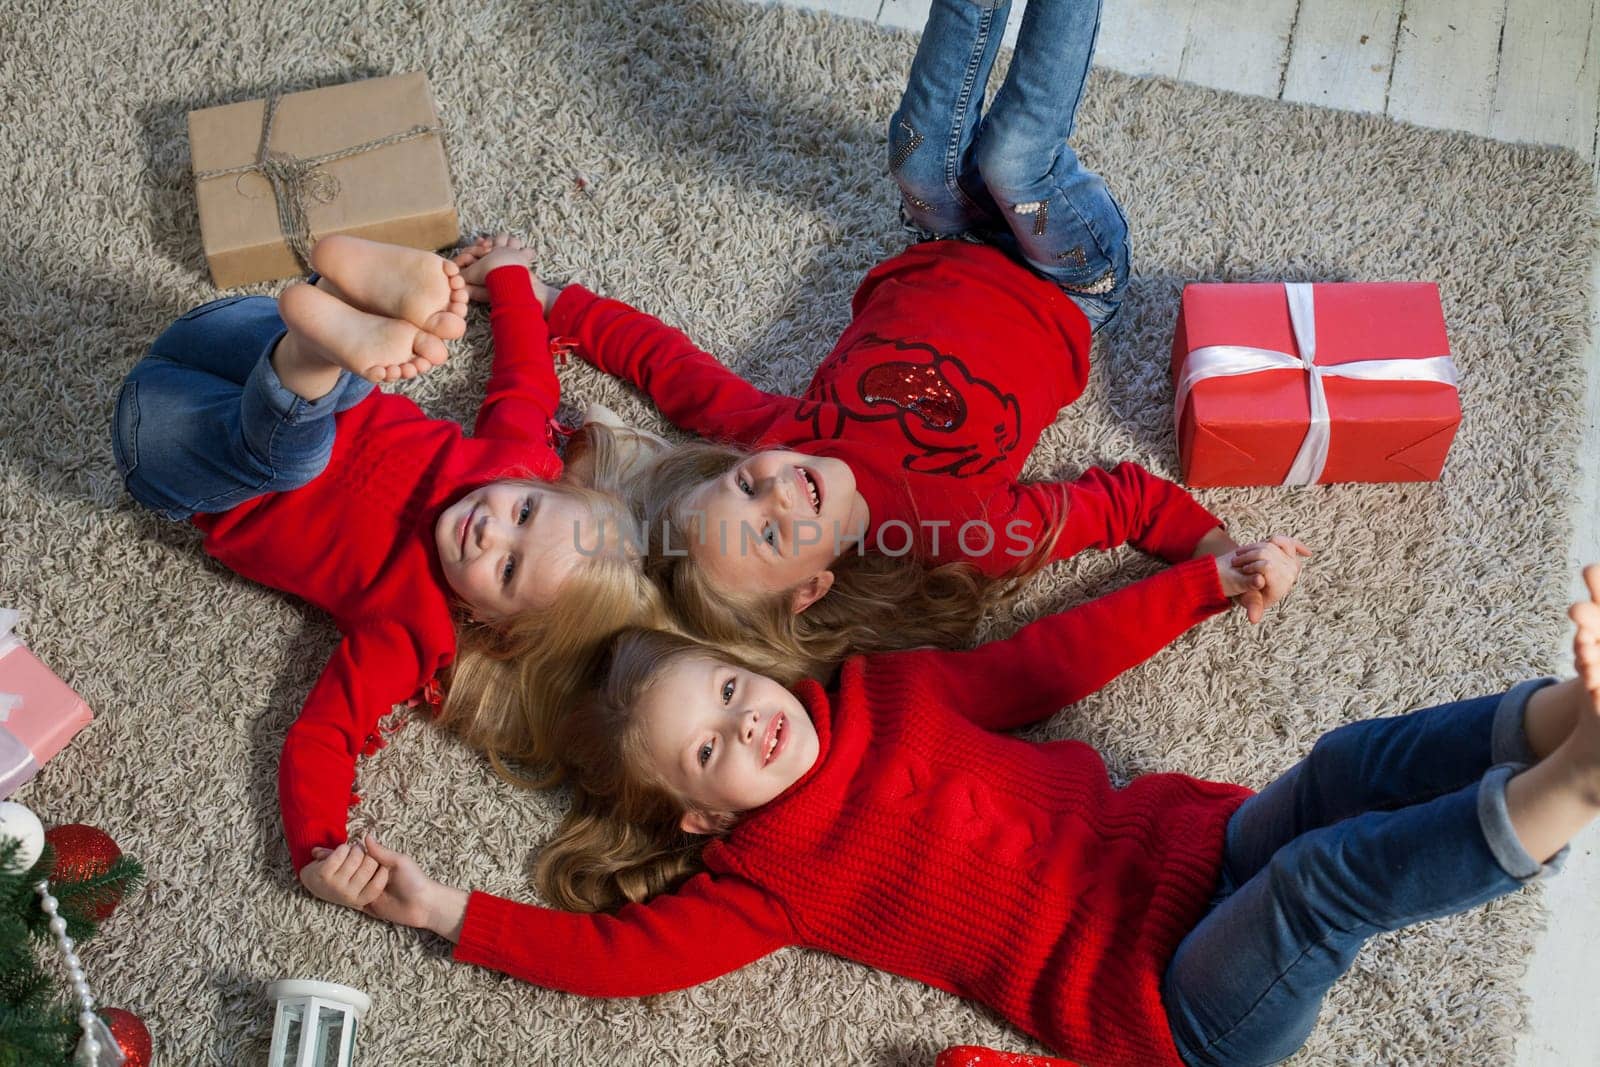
[267,979,369,1067]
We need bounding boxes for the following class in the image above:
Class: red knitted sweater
[455,556,1251,1066]
[551,239,1221,577]
[191,268,563,871]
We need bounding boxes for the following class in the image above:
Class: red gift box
[0,611,93,798]
[1171,282,1460,487]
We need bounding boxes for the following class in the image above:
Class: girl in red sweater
[318,566,1600,1066]
[467,0,1312,679]
[110,236,662,894]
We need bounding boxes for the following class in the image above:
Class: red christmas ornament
[99,1008,152,1067]
[44,823,124,920]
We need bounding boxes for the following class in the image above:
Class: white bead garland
[35,877,122,1066]
[36,877,98,1061]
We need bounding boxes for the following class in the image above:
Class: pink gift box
[0,616,93,796]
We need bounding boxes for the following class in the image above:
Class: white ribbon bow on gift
[1173,282,1459,485]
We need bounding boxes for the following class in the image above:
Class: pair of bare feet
[271,234,531,402]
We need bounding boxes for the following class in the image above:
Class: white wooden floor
[870,0,1600,161]
[756,1,1600,1064]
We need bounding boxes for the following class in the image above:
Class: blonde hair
[437,422,670,789]
[536,628,733,912]
[634,442,1028,683]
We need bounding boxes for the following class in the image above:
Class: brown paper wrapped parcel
[189,72,459,288]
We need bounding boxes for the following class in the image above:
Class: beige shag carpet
[0,0,1592,1062]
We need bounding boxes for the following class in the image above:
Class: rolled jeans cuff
[1477,762,1567,882]
[244,345,347,422]
[1491,677,1555,765]
[241,328,373,438]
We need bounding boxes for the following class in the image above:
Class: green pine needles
[0,836,145,1067]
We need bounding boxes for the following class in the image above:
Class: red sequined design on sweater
[800,333,1022,477]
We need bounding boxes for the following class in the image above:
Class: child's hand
[1214,553,1266,603]
[1571,563,1600,708]
[1229,535,1312,624]
[452,233,555,308]
[299,841,389,910]
[357,834,468,942]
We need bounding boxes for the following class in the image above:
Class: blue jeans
[111,295,373,520]
[1162,679,1566,1067]
[888,0,1130,330]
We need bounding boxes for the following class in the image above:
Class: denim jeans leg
[888,0,1011,237]
[112,296,371,518]
[1162,770,1559,1067]
[1217,680,1552,890]
[970,0,1129,329]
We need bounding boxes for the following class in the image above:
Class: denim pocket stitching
[111,381,140,478]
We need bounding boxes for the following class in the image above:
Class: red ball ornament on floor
[99,1008,151,1067]
[44,823,123,921]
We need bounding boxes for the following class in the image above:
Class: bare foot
[279,282,449,385]
[1565,565,1600,779]
[309,235,468,341]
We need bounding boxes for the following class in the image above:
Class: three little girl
[104,0,1558,1061]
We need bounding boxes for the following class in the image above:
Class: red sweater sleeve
[473,267,561,446]
[1010,462,1222,565]
[453,872,792,995]
[872,556,1230,732]
[280,621,428,871]
[547,285,803,446]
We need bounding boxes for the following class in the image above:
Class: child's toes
[412,330,448,366]
[422,308,466,341]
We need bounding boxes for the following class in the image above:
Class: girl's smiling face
[636,653,820,832]
[434,481,602,621]
[686,450,871,611]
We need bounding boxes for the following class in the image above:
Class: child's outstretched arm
[344,836,793,997]
[877,554,1250,732]
[1011,463,1311,622]
[1018,462,1225,564]
[453,241,563,456]
[281,621,438,874]
[545,282,806,448]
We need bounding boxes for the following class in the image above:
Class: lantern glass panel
[312,1008,350,1067]
[277,1003,305,1062]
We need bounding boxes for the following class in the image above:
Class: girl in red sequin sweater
[316,567,1600,1067]
[483,238,1314,682]
[472,0,1316,677]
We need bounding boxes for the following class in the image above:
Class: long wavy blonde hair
[632,442,1048,684]
[536,628,734,912]
[437,422,670,788]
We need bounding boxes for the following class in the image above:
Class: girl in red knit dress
[466,0,1312,679]
[110,236,662,899]
[316,566,1600,1067]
